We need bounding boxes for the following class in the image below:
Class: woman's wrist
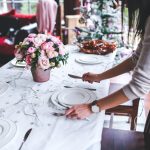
[96,73,104,81]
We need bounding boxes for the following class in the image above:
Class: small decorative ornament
[15,33,69,82]
[79,16,86,24]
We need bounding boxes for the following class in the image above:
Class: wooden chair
[106,83,140,130]
[101,111,150,150]
[144,111,150,150]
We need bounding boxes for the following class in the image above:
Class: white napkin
[21,111,105,150]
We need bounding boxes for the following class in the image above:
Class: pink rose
[28,33,36,38]
[34,37,44,47]
[25,55,32,65]
[41,42,54,50]
[59,49,65,55]
[28,47,36,53]
[27,37,34,43]
[40,50,47,57]
[51,36,61,44]
[46,51,58,58]
[41,43,48,50]
[38,56,50,70]
[59,45,66,55]
[48,42,54,47]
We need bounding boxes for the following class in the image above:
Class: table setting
[0,33,116,150]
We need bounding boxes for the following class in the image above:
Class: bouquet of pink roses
[15,33,68,70]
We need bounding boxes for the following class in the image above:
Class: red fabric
[0,10,36,57]
[0,10,36,27]
[13,12,36,27]
[0,9,15,17]
[0,37,15,56]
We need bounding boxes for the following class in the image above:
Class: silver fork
[49,112,90,121]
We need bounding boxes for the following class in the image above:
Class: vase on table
[31,67,51,82]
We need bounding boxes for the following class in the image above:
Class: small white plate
[75,55,102,65]
[0,119,17,148]
[0,82,9,96]
[11,58,26,67]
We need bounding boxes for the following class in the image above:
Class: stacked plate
[0,119,17,148]
[49,88,97,110]
[11,58,26,67]
[75,55,102,65]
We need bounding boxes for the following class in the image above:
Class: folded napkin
[21,111,105,150]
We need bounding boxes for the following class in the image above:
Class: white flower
[46,51,55,59]
[34,37,44,47]
[38,56,50,70]
[31,53,36,58]
[22,38,29,45]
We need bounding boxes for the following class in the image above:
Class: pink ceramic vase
[31,67,51,82]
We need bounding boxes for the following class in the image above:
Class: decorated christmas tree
[74,0,124,47]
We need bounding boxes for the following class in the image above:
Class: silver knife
[68,74,99,83]
[68,74,82,79]
[18,128,32,150]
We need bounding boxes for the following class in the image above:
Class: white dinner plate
[50,88,97,110]
[57,88,91,105]
[11,58,26,67]
[50,91,67,110]
[0,82,9,96]
[0,119,17,148]
[75,55,102,64]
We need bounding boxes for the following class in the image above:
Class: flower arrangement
[15,33,69,70]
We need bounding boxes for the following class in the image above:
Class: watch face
[92,105,99,113]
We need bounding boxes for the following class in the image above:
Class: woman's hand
[82,72,100,83]
[65,104,92,120]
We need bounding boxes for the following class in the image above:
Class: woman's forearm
[96,57,136,110]
[98,57,135,80]
[97,89,128,110]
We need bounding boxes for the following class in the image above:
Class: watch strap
[90,100,101,112]
[91,100,97,106]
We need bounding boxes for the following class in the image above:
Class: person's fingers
[65,107,75,115]
[66,110,77,118]
[89,81,93,84]
[69,113,78,119]
[83,73,92,82]
[82,72,88,78]
[66,105,81,117]
[82,72,90,81]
